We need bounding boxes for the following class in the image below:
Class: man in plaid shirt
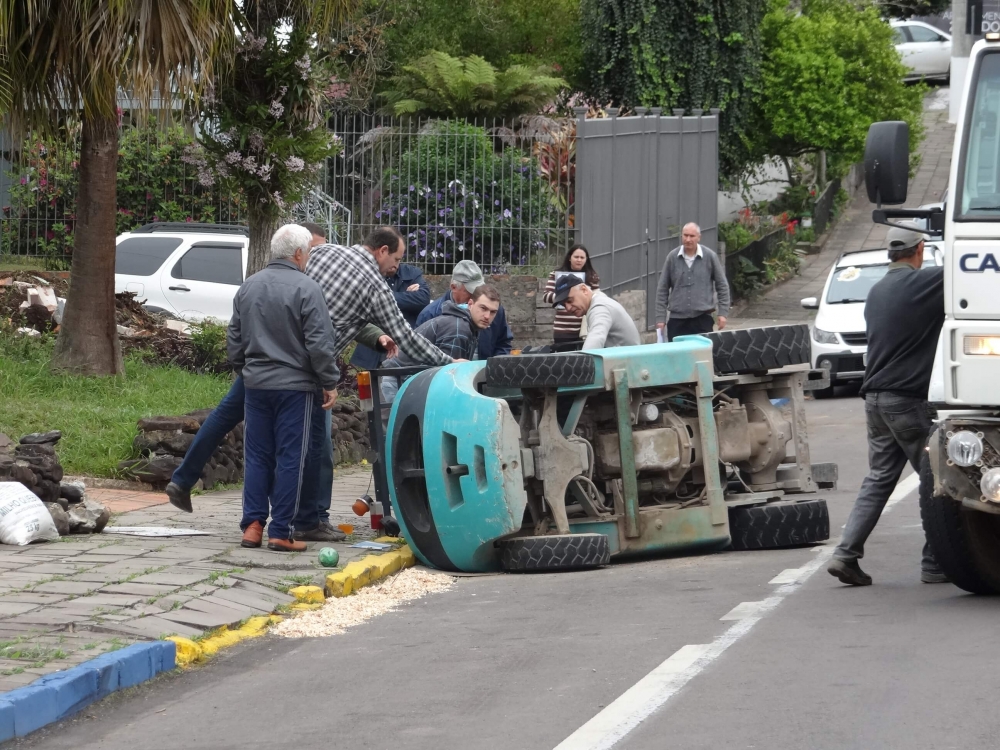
[293,226,455,540]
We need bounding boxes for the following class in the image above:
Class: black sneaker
[294,521,346,542]
[165,482,193,513]
[827,558,873,586]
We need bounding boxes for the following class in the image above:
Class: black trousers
[666,313,715,342]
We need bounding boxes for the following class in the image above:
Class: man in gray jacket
[553,275,641,350]
[227,224,340,553]
[655,223,731,341]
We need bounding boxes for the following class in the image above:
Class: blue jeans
[242,388,314,540]
[295,403,333,530]
[171,376,246,490]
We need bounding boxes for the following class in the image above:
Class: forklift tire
[919,456,1000,594]
[499,533,610,572]
[486,353,596,389]
[703,324,810,374]
[728,498,829,550]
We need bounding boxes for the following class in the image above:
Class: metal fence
[575,108,720,329]
[324,114,575,275]
[811,177,841,237]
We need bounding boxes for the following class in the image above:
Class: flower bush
[3,121,243,264]
[377,121,560,274]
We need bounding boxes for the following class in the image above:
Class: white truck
[865,35,1000,594]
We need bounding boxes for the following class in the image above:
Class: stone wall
[424,274,649,347]
[119,400,371,489]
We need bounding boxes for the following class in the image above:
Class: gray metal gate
[574,108,719,330]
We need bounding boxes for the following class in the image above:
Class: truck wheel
[486,353,596,389]
[919,457,1000,594]
[728,498,829,550]
[704,324,810,374]
[499,533,610,572]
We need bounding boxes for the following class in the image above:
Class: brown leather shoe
[241,521,264,548]
[267,538,307,552]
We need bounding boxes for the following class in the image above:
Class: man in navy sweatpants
[227,224,340,552]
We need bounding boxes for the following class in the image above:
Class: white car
[801,243,943,397]
[891,19,951,81]
[114,223,249,323]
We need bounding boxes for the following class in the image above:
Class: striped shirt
[306,244,452,366]
[542,270,601,338]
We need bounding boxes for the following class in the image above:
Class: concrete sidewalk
[728,103,954,330]
[0,467,379,694]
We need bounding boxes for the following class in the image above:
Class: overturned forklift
[378,325,837,573]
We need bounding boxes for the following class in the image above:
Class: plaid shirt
[306,244,452,366]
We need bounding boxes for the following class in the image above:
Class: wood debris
[272,567,455,638]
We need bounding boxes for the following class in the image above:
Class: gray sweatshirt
[583,291,642,350]
[655,244,731,322]
[227,258,340,391]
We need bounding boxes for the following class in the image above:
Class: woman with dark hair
[542,244,601,348]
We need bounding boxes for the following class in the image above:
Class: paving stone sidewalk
[0,467,380,693]
[729,102,955,330]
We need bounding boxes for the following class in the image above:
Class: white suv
[801,243,943,397]
[114,223,249,323]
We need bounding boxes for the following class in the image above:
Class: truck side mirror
[800,297,819,310]
[864,121,910,205]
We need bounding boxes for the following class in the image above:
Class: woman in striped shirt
[542,244,601,348]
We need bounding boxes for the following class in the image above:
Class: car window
[893,26,910,44]
[115,237,182,277]
[170,243,244,285]
[826,265,890,304]
[908,25,942,43]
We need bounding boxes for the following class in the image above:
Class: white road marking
[886,471,919,512]
[769,569,802,585]
[719,601,765,621]
[554,472,923,750]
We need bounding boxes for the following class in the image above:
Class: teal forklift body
[386,336,730,573]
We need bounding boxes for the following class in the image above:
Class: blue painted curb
[0,640,175,742]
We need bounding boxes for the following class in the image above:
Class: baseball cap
[552,274,586,306]
[886,225,926,252]
[451,260,485,294]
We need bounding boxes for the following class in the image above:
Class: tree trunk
[246,208,281,277]
[51,114,124,376]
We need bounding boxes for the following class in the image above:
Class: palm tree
[381,51,567,120]
[0,1,234,375]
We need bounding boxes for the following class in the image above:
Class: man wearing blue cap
[551,274,640,350]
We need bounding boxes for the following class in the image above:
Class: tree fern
[381,51,567,120]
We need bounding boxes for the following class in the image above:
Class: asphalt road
[18,393,1000,750]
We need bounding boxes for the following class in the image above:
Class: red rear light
[357,371,373,411]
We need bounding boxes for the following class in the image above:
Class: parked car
[114,223,249,323]
[891,19,951,81]
[800,242,943,397]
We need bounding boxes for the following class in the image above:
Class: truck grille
[841,332,868,346]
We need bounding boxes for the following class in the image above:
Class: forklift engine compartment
[384,327,837,573]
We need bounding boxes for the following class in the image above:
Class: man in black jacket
[828,226,948,586]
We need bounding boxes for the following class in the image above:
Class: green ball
[318,547,339,567]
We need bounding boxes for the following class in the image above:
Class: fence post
[573,107,588,252]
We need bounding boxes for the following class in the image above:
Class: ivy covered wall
[580,0,767,177]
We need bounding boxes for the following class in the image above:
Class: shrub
[378,121,560,273]
[2,121,244,263]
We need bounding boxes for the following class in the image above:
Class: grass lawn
[0,333,232,478]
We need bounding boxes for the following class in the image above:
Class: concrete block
[6,684,57,737]
[112,642,156,689]
[0,700,14,743]
[37,667,99,720]
[324,571,353,598]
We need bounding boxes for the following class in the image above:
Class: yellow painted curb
[289,585,325,604]
[324,543,417,598]
[167,615,283,667]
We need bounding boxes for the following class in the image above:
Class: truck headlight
[812,327,839,345]
[947,431,983,467]
[982,468,1000,503]
[964,336,1000,356]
